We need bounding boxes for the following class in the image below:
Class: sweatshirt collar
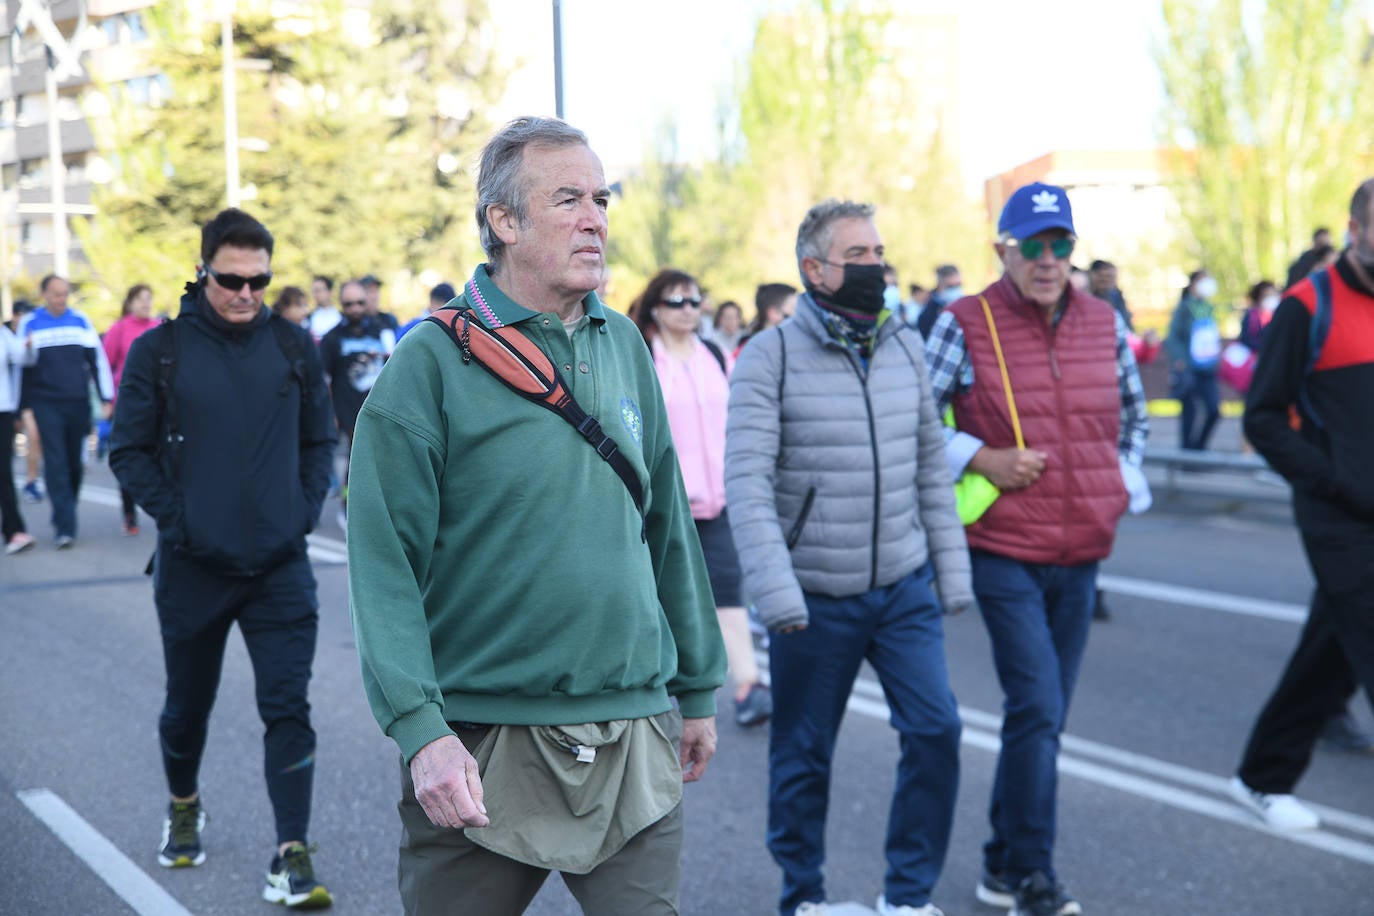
[465,264,607,329]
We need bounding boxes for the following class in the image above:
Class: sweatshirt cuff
[389,702,454,765]
[675,689,718,720]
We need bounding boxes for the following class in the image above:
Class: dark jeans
[0,411,27,540]
[1238,524,1374,793]
[155,548,319,845]
[767,566,961,914]
[1178,369,1220,450]
[31,399,90,538]
[971,550,1098,885]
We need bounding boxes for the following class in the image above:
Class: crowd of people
[3,115,1372,916]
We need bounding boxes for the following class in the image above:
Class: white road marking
[18,788,193,916]
[757,655,1374,864]
[1098,573,1307,624]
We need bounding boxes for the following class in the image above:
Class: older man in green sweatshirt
[347,116,727,916]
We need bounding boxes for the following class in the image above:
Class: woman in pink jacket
[102,284,161,535]
[631,268,772,727]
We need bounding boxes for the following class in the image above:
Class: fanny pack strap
[426,305,647,541]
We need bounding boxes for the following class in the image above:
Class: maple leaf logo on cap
[1031,190,1060,213]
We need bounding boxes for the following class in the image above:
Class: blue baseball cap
[998,182,1075,240]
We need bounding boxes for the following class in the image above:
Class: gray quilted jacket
[724,298,972,631]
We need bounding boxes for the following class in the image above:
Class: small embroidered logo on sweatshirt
[619,397,642,444]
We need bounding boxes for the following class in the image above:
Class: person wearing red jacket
[925,183,1149,916]
[1229,177,1374,830]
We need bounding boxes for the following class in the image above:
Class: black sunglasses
[206,265,273,292]
[659,296,702,310]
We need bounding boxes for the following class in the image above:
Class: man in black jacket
[109,208,337,909]
[1230,179,1374,832]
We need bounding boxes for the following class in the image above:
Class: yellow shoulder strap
[978,295,1025,449]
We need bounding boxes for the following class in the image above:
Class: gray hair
[795,199,876,279]
[476,116,590,265]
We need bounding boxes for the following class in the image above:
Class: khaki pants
[396,727,684,916]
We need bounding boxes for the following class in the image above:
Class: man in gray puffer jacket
[725,199,972,916]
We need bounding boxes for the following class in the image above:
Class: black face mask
[813,262,887,315]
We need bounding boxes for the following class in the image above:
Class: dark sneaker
[22,481,43,503]
[158,800,206,868]
[735,683,773,727]
[1320,711,1374,754]
[1010,871,1081,916]
[975,870,1016,908]
[263,842,333,909]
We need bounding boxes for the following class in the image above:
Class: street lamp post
[222,11,240,208]
[552,0,564,118]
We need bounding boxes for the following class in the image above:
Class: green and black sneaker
[158,799,207,868]
[263,842,333,909]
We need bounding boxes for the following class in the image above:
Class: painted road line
[1098,573,1306,624]
[18,788,194,916]
[758,660,1374,859]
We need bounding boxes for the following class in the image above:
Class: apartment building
[1,0,164,286]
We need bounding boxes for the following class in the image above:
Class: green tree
[606,1,991,318]
[729,1,990,311]
[1156,0,1374,305]
[75,0,503,323]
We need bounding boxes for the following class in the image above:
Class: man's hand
[969,445,1047,491]
[409,735,489,829]
[680,716,717,783]
[100,402,114,420]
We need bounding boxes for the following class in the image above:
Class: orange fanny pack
[426,306,646,541]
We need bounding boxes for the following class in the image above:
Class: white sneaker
[795,903,829,916]
[876,894,943,916]
[1229,776,1320,830]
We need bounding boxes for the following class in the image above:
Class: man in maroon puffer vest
[924,182,1149,916]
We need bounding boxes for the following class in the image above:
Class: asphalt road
[2,449,1372,916]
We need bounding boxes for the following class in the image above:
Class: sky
[512,0,1166,196]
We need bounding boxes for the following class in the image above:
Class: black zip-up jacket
[1244,255,1374,539]
[109,283,337,577]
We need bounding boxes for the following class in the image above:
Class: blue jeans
[767,566,961,915]
[1178,369,1219,450]
[32,399,91,539]
[971,550,1097,885]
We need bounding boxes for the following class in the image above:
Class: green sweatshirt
[348,265,726,763]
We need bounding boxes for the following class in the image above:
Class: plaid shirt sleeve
[924,309,974,416]
[1115,311,1149,466]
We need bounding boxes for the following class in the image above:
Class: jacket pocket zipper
[786,486,817,550]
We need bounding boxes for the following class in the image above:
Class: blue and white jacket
[17,306,114,404]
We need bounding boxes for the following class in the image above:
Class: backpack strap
[152,319,183,485]
[269,314,310,392]
[1301,267,1334,430]
[700,338,727,376]
[425,305,647,541]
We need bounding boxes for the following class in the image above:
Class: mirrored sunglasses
[659,296,702,309]
[1007,236,1076,261]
